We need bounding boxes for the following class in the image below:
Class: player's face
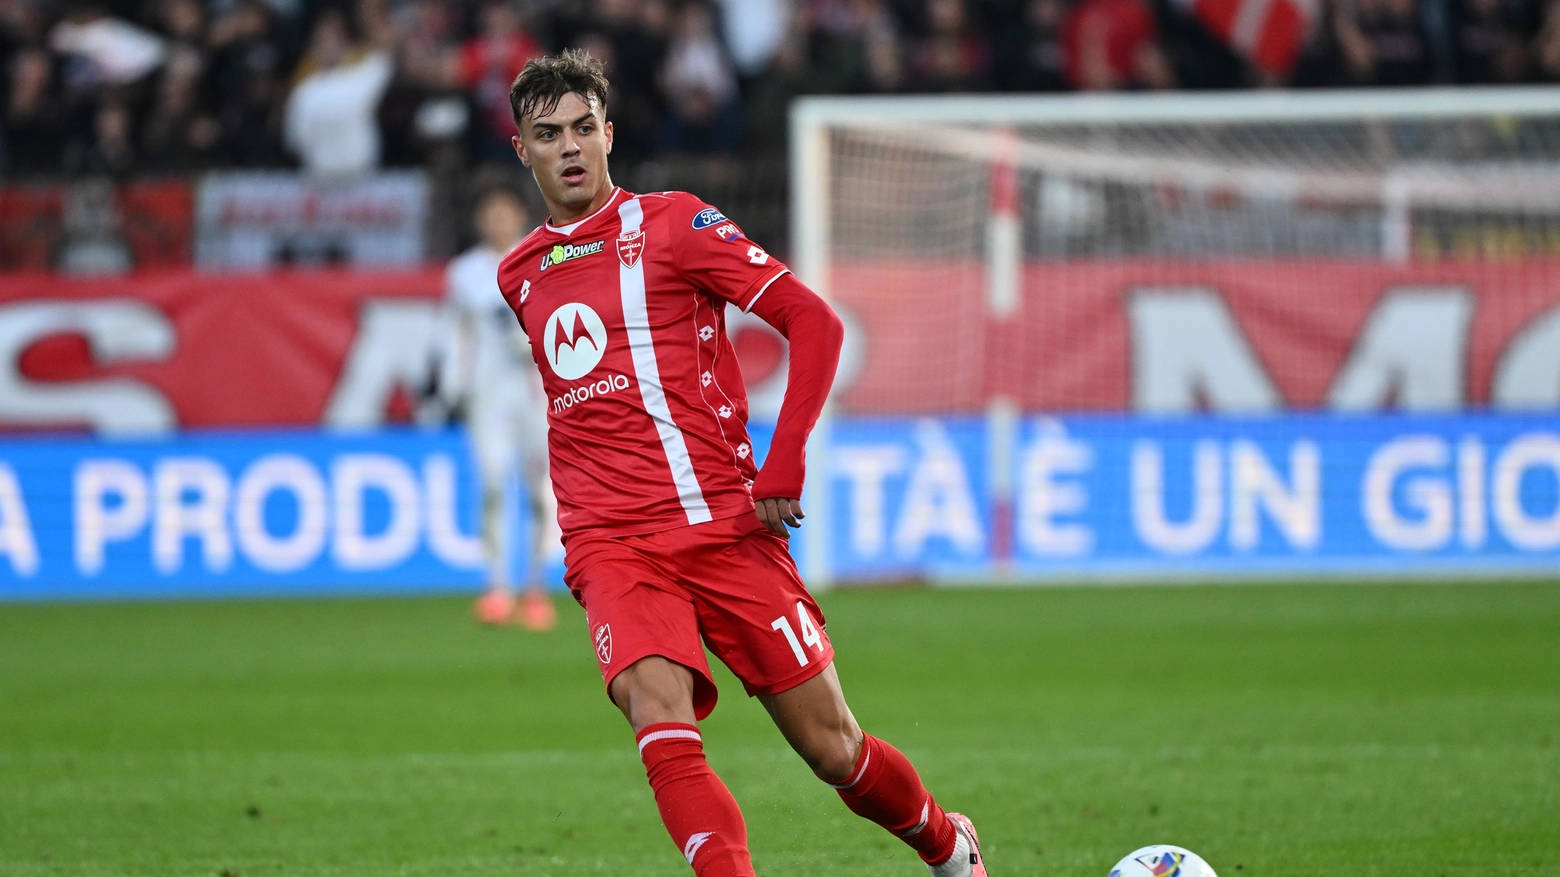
[513,91,614,224]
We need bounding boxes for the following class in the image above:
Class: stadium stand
[3,0,1559,269]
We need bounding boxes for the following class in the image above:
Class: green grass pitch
[2,582,1557,877]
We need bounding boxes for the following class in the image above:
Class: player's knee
[806,721,864,783]
[609,657,698,731]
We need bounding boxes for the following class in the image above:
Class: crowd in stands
[2,0,1559,178]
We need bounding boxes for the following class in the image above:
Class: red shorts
[563,513,834,720]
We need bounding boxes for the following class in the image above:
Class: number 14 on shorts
[770,601,825,667]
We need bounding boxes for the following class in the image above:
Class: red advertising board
[0,270,442,431]
[832,259,1560,413]
[2,260,1558,433]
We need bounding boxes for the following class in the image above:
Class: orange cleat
[517,591,558,631]
[474,590,515,625]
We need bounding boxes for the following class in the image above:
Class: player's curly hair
[509,49,610,128]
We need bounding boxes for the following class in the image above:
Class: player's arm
[747,273,844,537]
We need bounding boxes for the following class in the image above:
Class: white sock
[925,821,972,877]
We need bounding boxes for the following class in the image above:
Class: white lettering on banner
[325,301,444,429]
[833,446,909,557]
[1128,289,1281,414]
[0,301,176,434]
[1132,441,1224,554]
[331,454,422,570]
[1492,434,1560,550]
[423,454,484,567]
[154,458,234,573]
[1017,425,1094,557]
[1492,304,1560,410]
[1229,440,1321,551]
[1327,288,1473,412]
[1458,437,1487,549]
[74,460,150,575]
[0,465,39,577]
[233,455,328,572]
[69,452,486,578]
[1363,436,1453,551]
[893,421,984,557]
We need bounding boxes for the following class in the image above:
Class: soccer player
[440,187,558,630]
[498,51,989,877]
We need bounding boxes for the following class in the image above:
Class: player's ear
[512,134,529,168]
[604,120,613,155]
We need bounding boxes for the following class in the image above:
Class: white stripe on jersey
[617,196,714,525]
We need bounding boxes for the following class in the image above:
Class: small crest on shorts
[594,623,613,664]
[617,230,645,268]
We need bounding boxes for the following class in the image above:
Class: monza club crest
[593,624,613,665]
[617,230,645,268]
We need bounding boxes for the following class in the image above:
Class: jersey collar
[544,187,626,237]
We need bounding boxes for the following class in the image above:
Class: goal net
[787,88,1560,585]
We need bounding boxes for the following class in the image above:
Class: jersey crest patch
[691,207,726,229]
[617,230,645,268]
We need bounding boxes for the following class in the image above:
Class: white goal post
[788,87,1560,588]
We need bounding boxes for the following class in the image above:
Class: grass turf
[0,582,1556,877]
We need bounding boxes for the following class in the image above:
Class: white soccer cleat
[928,813,987,877]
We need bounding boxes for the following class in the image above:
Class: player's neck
[546,179,617,228]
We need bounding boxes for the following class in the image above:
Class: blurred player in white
[441,188,559,629]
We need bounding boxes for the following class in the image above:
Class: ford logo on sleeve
[691,208,727,229]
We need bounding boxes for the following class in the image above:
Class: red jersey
[498,188,794,537]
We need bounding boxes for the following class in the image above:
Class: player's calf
[821,733,962,868]
[614,658,754,876]
[637,723,754,877]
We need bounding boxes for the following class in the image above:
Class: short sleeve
[671,199,792,312]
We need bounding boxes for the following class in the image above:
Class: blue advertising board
[0,429,553,600]
[1,414,1557,599]
[821,413,1560,581]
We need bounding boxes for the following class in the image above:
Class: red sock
[823,734,959,865]
[636,723,754,877]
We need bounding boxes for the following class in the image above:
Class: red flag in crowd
[1182,0,1315,77]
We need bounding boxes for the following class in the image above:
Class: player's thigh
[683,518,835,698]
[565,540,720,720]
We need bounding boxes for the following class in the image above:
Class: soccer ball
[1108,845,1217,877]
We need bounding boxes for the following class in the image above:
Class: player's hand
[755,497,804,538]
